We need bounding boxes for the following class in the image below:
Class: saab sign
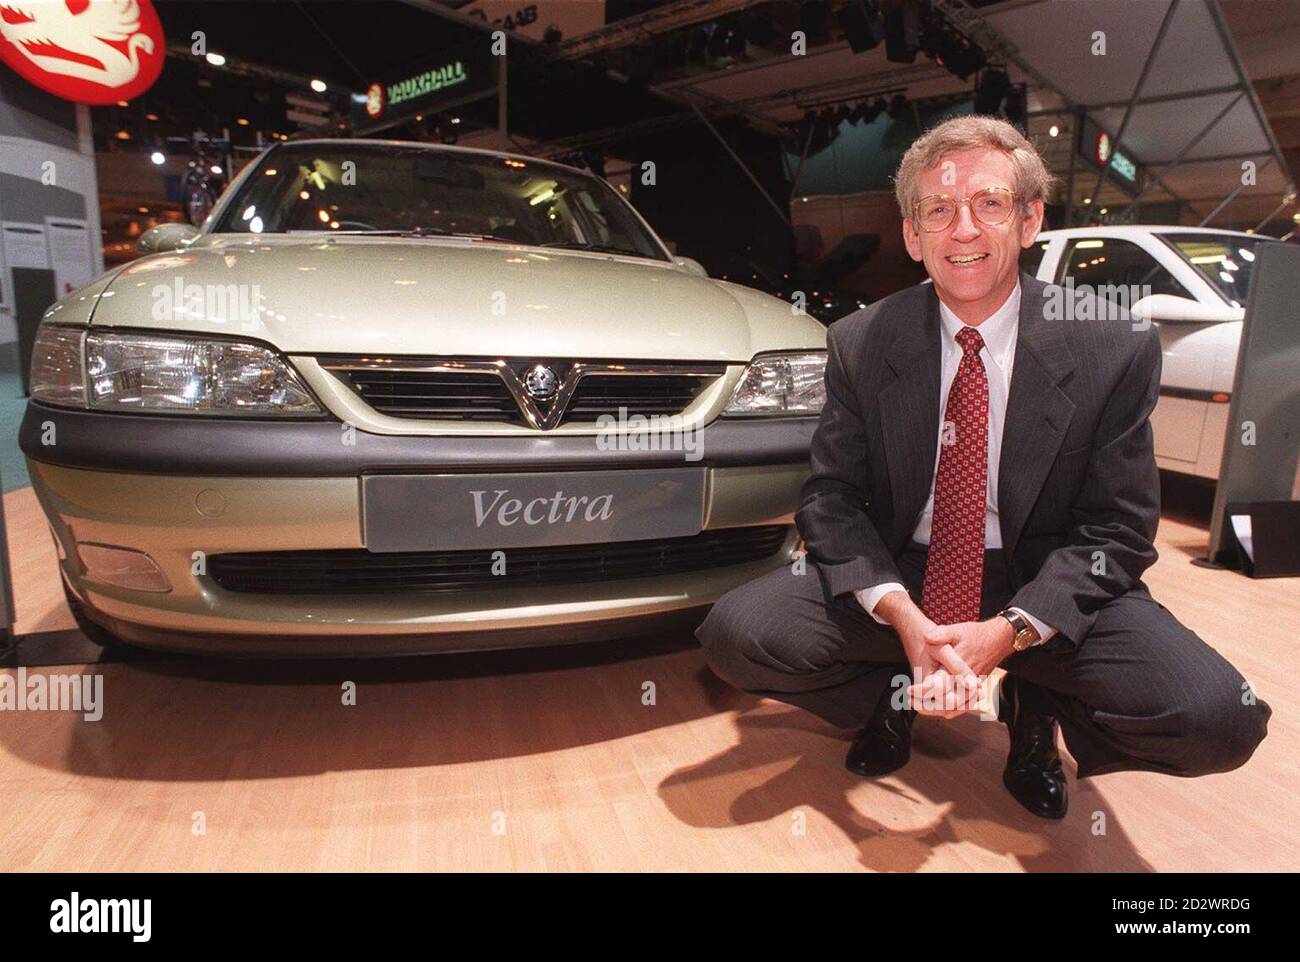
[0,0,164,105]
[462,0,605,41]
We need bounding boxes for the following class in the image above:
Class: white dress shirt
[853,282,1056,644]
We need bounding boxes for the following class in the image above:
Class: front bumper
[21,403,813,656]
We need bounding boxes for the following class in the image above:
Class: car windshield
[1161,233,1269,308]
[211,143,667,261]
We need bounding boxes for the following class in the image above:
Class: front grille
[319,357,725,427]
[208,525,790,595]
[343,369,519,421]
[564,374,711,419]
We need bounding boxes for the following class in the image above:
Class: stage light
[838,0,884,53]
[974,68,1011,114]
[884,0,922,63]
[922,22,986,80]
[707,24,730,59]
[800,0,832,44]
[1003,84,1027,132]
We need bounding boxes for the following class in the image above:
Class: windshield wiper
[299,227,522,243]
[538,241,645,257]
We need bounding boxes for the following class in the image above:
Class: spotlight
[543,25,563,43]
[1003,83,1027,132]
[707,24,730,59]
[883,0,922,63]
[800,1,832,44]
[922,23,986,80]
[838,0,884,54]
[974,67,1011,114]
[688,27,710,61]
[1049,124,1060,137]
[808,109,839,153]
[728,26,747,56]
[886,94,910,121]
[205,52,226,67]
[150,151,165,165]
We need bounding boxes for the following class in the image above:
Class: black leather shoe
[845,686,916,777]
[998,675,1068,819]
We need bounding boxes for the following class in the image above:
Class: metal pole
[788,122,815,202]
[497,49,508,150]
[1199,156,1274,227]
[1116,91,1246,221]
[1062,110,1078,227]
[687,102,790,227]
[1077,0,1180,226]
[1253,189,1297,234]
[0,462,15,660]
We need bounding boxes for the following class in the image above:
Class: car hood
[94,235,825,361]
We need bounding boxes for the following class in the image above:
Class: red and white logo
[364,81,384,119]
[1095,131,1111,166]
[0,0,164,105]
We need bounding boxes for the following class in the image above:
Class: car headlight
[29,326,322,416]
[29,325,87,409]
[723,351,827,415]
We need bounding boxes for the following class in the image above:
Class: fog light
[77,544,171,592]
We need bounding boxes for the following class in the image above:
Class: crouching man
[696,115,1270,819]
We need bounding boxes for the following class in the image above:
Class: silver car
[21,139,827,656]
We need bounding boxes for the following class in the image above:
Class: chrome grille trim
[317,357,726,429]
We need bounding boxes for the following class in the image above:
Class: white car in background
[1023,225,1281,479]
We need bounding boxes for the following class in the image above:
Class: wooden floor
[1,480,1295,872]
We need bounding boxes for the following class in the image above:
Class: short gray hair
[893,114,1055,220]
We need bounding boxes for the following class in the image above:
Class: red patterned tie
[921,326,989,625]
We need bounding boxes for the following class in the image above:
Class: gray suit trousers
[695,542,1271,779]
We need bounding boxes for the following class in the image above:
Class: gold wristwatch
[999,608,1040,651]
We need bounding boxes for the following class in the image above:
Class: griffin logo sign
[0,0,164,105]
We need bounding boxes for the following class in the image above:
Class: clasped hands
[873,590,1017,719]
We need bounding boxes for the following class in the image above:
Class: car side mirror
[673,256,708,278]
[137,223,200,255]
[1131,293,1244,324]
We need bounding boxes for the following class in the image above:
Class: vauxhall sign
[354,45,495,132]
[370,61,468,116]
[1078,116,1143,191]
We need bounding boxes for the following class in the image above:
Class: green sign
[353,44,496,131]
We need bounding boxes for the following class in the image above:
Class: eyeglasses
[912,187,1019,233]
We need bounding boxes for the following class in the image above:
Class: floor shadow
[659,668,1154,872]
[0,629,724,782]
